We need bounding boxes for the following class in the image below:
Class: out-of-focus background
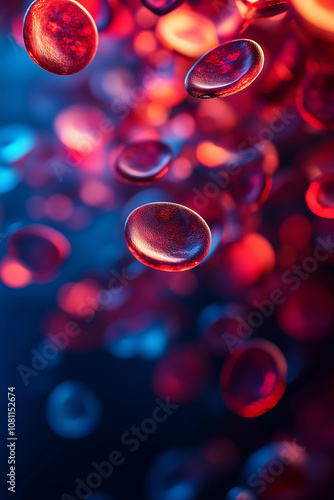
[1,1,334,499]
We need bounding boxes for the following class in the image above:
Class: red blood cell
[152,344,211,403]
[23,0,98,75]
[305,173,334,218]
[185,39,264,99]
[297,71,334,131]
[290,0,334,42]
[141,0,184,15]
[115,140,173,184]
[277,282,334,341]
[124,202,211,272]
[7,224,71,280]
[220,340,287,417]
[236,0,288,20]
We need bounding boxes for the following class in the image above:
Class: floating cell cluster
[2,0,334,498]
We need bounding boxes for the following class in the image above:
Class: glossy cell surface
[220,340,287,417]
[305,173,334,218]
[185,39,264,99]
[124,202,211,272]
[141,0,184,15]
[7,224,71,280]
[46,381,102,438]
[236,0,288,19]
[23,0,98,75]
[297,71,334,131]
[115,140,173,184]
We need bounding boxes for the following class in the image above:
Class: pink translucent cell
[297,71,334,130]
[290,0,334,42]
[7,224,71,281]
[141,0,184,15]
[23,0,98,75]
[54,105,110,156]
[236,0,288,20]
[152,343,211,403]
[124,202,212,272]
[305,173,334,218]
[115,140,173,184]
[156,9,219,58]
[220,340,287,417]
[185,39,264,99]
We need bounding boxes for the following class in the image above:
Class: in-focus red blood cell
[23,0,98,75]
[141,0,184,16]
[220,340,287,417]
[297,71,334,130]
[185,39,264,99]
[305,173,334,218]
[7,224,71,280]
[115,140,173,184]
[124,202,211,272]
[236,0,288,20]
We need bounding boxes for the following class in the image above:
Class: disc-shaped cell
[115,140,173,184]
[185,39,264,99]
[124,202,211,272]
[306,173,334,218]
[297,71,334,131]
[46,381,102,438]
[236,0,288,20]
[290,0,334,42]
[220,340,287,417]
[23,0,98,75]
[141,0,185,15]
[7,224,71,280]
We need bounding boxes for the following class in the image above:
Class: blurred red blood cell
[305,173,334,218]
[277,282,334,341]
[297,71,334,130]
[152,343,211,403]
[156,9,219,58]
[124,202,212,272]
[185,39,264,99]
[290,0,334,42]
[141,0,185,16]
[220,340,287,417]
[7,224,71,281]
[279,215,312,249]
[236,0,288,20]
[115,140,173,184]
[23,0,98,75]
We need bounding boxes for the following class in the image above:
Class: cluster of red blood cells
[2,0,334,497]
